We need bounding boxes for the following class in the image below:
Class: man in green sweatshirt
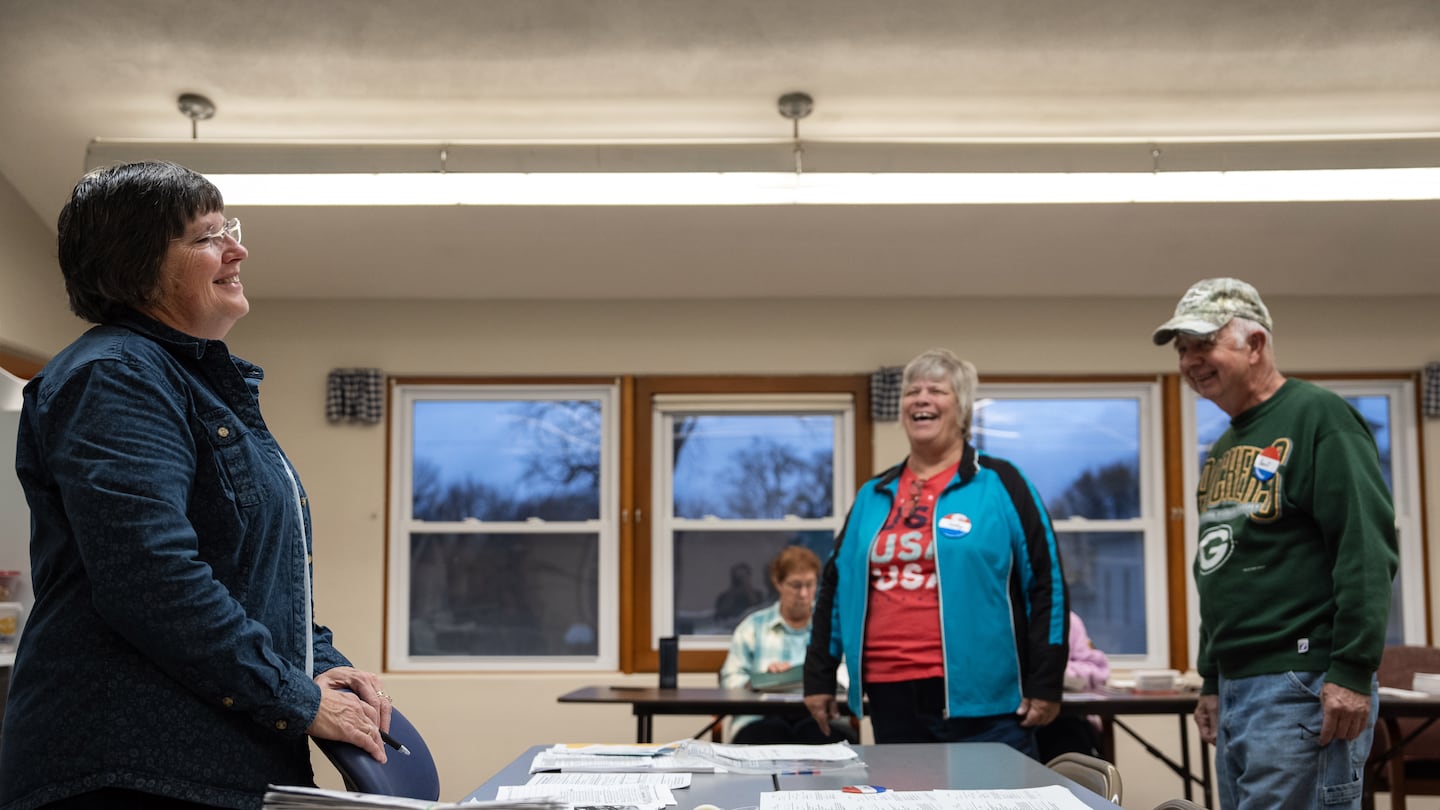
[1153,277,1398,810]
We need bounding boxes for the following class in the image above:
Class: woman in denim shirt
[0,163,394,810]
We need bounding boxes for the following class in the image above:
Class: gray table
[465,742,1121,809]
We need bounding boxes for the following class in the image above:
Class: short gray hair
[1223,317,1276,352]
[901,348,978,438]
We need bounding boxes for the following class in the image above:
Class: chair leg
[1389,747,1408,810]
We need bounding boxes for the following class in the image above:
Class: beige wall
[0,172,80,356]
[3,183,1439,806]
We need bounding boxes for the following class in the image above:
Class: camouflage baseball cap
[1151,277,1273,346]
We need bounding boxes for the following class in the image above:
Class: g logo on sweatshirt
[1197,524,1235,575]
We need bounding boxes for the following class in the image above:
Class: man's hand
[1016,697,1059,727]
[1195,694,1219,744]
[804,693,839,737]
[766,662,793,674]
[1319,682,1370,745]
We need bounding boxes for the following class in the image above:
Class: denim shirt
[0,313,351,810]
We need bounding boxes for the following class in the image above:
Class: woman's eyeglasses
[178,217,242,248]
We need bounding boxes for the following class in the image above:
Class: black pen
[379,729,411,756]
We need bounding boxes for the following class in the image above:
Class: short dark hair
[56,161,223,323]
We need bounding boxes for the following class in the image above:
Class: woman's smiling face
[901,375,963,451]
[143,214,249,339]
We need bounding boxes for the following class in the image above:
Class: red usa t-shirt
[862,462,957,682]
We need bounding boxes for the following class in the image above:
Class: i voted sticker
[843,786,888,794]
[1253,446,1282,482]
[938,513,971,538]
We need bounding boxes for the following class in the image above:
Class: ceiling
[3,0,1440,301]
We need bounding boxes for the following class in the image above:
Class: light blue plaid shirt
[719,602,818,736]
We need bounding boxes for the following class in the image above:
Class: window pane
[1346,395,1392,491]
[1059,531,1146,655]
[672,415,835,520]
[411,399,601,521]
[974,398,1141,519]
[408,532,599,656]
[671,530,835,636]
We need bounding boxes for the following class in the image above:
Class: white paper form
[529,751,718,774]
[526,774,693,789]
[497,784,672,807]
[701,743,859,763]
[760,788,1095,810]
[931,787,1096,810]
[554,743,682,756]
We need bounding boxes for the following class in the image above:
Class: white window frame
[386,383,620,671]
[1181,378,1425,664]
[977,381,1171,671]
[649,393,856,651]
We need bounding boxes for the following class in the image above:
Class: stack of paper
[679,741,865,775]
[529,743,720,774]
[760,787,1093,810]
[482,759,695,810]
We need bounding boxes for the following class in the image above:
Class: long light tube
[205,167,1440,206]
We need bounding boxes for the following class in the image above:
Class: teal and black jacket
[804,443,1069,718]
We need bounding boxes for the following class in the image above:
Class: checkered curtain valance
[1425,363,1440,419]
[326,368,384,425]
[870,366,904,422]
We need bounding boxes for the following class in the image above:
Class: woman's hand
[766,662,793,674]
[308,667,396,762]
[315,666,395,731]
[1016,697,1060,727]
[804,693,839,736]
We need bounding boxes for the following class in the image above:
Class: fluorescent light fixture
[205,167,1440,206]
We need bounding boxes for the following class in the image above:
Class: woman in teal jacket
[802,348,1068,756]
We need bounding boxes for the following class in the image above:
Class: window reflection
[1058,531,1146,655]
[408,532,599,656]
[974,398,1141,519]
[672,530,835,636]
[412,399,601,522]
[672,414,835,520]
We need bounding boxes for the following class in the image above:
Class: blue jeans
[1215,672,1378,810]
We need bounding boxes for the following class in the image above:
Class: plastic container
[0,601,21,652]
[1412,672,1440,696]
[0,570,21,602]
[1133,669,1181,693]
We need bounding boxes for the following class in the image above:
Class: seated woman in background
[1037,611,1111,761]
[720,546,857,744]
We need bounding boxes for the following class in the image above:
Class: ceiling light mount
[777,92,814,175]
[777,92,814,123]
[177,93,216,140]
